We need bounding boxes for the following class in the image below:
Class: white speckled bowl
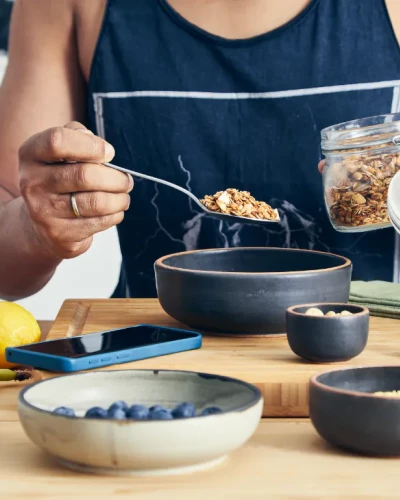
[18,370,263,476]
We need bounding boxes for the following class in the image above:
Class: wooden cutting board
[36,298,400,417]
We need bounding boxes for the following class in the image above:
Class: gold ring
[70,193,81,218]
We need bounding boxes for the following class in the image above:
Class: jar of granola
[321,113,400,232]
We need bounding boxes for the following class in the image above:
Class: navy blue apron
[87,0,400,297]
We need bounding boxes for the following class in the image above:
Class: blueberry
[127,404,149,420]
[172,402,196,419]
[108,400,128,414]
[149,408,173,420]
[85,406,108,419]
[53,406,75,417]
[149,404,164,413]
[201,407,222,416]
[108,407,127,420]
[148,405,173,420]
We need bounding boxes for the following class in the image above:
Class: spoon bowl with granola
[103,163,280,225]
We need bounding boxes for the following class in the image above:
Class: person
[1,0,400,301]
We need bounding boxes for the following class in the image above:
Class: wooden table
[2,315,400,498]
[2,418,400,498]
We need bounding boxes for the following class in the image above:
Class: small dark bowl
[310,366,400,456]
[286,303,369,363]
[154,248,352,335]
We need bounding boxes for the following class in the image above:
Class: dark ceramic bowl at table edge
[286,303,369,363]
[309,366,400,456]
[154,247,352,335]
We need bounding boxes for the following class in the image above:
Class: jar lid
[321,113,400,152]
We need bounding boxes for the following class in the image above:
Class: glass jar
[321,113,400,232]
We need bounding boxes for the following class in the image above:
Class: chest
[75,0,314,83]
[88,0,400,198]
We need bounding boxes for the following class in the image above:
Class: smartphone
[6,324,202,372]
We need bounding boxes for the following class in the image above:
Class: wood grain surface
[32,299,400,417]
[2,419,400,499]
[2,314,400,498]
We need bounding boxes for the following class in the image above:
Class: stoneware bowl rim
[19,369,262,421]
[287,303,369,318]
[310,365,400,400]
[155,247,351,276]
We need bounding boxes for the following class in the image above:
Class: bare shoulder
[0,0,88,199]
[73,0,108,81]
[10,0,75,32]
[12,0,107,82]
[385,0,400,47]
[7,0,76,66]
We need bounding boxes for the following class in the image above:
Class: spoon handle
[103,162,204,209]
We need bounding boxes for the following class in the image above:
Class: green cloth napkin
[350,281,400,319]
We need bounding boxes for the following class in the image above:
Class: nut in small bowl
[286,303,369,363]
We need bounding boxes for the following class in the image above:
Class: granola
[325,152,400,228]
[200,189,279,221]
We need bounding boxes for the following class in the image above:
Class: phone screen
[13,326,196,359]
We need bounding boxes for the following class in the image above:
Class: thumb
[63,121,93,134]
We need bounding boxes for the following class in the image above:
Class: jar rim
[321,113,400,152]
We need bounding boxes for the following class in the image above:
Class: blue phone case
[5,324,202,372]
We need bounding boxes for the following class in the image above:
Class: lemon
[0,302,41,368]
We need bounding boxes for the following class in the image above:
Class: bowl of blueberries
[18,369,263,476]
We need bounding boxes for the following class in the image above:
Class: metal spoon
[103,162,280,225]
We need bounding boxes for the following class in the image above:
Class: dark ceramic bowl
[154,248,352,335]
[310,366,400,456]
[286,303,369,363]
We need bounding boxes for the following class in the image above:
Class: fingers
[52,192,131,218]
[66,212,126,240]
[19,125,115,164]
[63,122,93,133]
[32,212,125,260]
[41,162,134,194]
[18,122,130,260]
[318,160,326,174]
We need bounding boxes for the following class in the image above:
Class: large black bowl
[154,248,352,335]
[310,367,400,456]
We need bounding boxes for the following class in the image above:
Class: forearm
[0,196,61,300]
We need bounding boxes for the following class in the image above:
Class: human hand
[19,122,133,259]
